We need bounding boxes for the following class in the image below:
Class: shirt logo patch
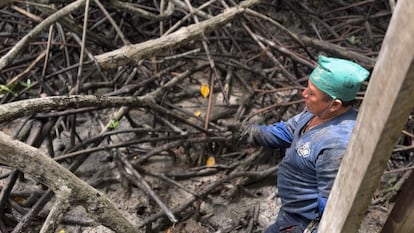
[297,142,311,157]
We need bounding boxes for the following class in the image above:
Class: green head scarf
[309,55,370,101]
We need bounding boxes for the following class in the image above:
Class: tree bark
[94,0,262,69]
[0,131,140,233]
[0,95,154,123]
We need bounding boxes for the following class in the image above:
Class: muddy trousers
[264,208,310,233]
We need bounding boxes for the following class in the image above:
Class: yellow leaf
[194,110,202,117]
[58,229,65,233]
[206,156,216,166]
[13,196,27,205]
[251,80,258,89]
[200,83,210,98]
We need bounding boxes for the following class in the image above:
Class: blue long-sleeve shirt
[250,109,357,220]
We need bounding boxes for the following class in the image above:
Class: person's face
[302,80,333,116]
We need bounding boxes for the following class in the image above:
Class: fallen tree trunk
[94,0,262,69]
[0,95,154,123]
[0,131,141,233]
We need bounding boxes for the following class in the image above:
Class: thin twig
[0,0,86,70]
[94,0,130,45]
[75,0,90,94]
[117,150,178,223]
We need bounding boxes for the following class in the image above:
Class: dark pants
[264,208,310,233]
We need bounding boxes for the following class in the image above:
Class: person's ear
[331,99,343,111]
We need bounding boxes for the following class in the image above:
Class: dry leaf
[251,80,258,89]
[13,196,27,205]
[200,83,210,98]
[58,229,65,233]
[194,110,202,117]
[206,156,216,166]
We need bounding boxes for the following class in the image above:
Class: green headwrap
[309,55,370,101]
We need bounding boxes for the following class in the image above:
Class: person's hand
[219,119,246,144]
[220,119,258,145]
[239,121,262,145]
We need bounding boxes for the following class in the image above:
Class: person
[241,55,370,233]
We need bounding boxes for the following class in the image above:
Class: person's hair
[321,91,355,107]
[341,99,355,107]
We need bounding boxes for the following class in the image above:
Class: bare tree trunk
[0,131,140,233]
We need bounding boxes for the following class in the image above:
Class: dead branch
[0,0,11,8]
[0,95,154,123]
[106,0,161,20]
[0,131,140,233]
[94,0,262,69]
[39,186,71,233]
[11,190,55,233]
[141,161,278,229]
[0,0,86,71]
[117,150,177,223]
[299,35,376,68]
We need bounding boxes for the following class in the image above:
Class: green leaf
[19,79,32,88]
[346,36,360,45]
[107,120,120,129]
[0,84,18,96]
[0,84,12,93]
